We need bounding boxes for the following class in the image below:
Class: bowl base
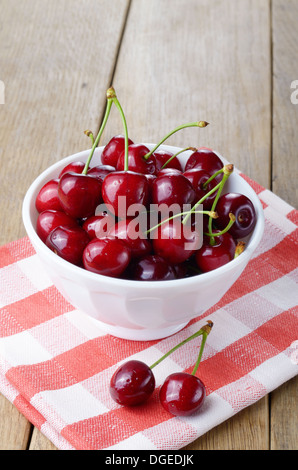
[89,318,189,341]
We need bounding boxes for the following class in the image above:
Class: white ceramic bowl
[22,144,264,341]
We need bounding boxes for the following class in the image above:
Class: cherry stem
[204,213,235,237]
[234,241,246,258]
[161,147,197,170]
[182,180,223,226]
[110,90,129,171]
[84,129,95,145]
[145,210,217,235]
[202,167,225,189]
[82,91,114,174]
[150,321,213,370]
[143,121,209,161]
[207,164,234,245]
[191,328,208,376]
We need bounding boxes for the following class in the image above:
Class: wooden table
[0,0,297,450]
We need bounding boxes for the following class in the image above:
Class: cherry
[59,161,87,178]
[151,173,196,211]
[102,171,149,219]
[36,209,78,243]
[83,237,131,277]
[101,135,133,168]
[128,254,177,281]
[215,192,256,239]
[185,149,223,182]
[82,213,115,239]
[46,225,90,266]
[35,179,62,213]
[195,231,236,272]
[87,164,115,182]
[108,218,152,258]
[152,219,201,264]
[116,144,156,175]
[159,373,206,416]
[58,172,102,219]
[183,168,218,209]
[109,360,155,406]
[153,149,182,173]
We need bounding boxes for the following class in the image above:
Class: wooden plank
[109,0,271,451]
[0,0,130,450]
[0,0,130,246]
[272,0,298,208]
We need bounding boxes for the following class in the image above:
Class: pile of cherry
[35,87,256,280]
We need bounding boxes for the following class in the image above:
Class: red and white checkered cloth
[0,174,297,450]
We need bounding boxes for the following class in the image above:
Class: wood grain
[0,0,296,451]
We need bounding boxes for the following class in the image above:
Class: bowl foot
[88,318,189,341]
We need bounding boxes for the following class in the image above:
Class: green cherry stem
[161,147,197,170]
[207,164,234,245]
[84,129,95,145]
[143,121,209,161]
[82,90,114,174]
[181,180,223,226]
[145,210,217,236]
[204,212,235,237]
[110,89,129,172]
[191,325,210,375]
[150,321,213,370]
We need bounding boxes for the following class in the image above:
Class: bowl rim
[22,144,265,289]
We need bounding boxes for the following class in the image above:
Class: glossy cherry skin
[83,237,131,277]
[82,213,115,239]
[157,168,183,176]
[195,231,236,272]
[101,135,134,168]
[58,172,102,219]
[153,150,183,173]
[36,210,78,243]
[102,171,149,219]
[116,144,156,175]
[46,225,90,266]
[87,164,115,182]
[159,372,206,416]
[108,218,152,258]
[109,360,155,406]
[185,149,223,182]
[35,179,62,213]
[58,161,86,178]
[215,193,256,239]
[128,254,177,281]
[151,173,196,211]
[152,220,201,264]
[183,168,218,209]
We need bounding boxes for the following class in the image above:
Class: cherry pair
[109,321,213,416]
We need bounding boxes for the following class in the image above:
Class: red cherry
[82,213,115,239]
[101,135,133,168]
[116,144,156,175]
[87,164,115,182]
[58,172,102,219]
[152,219,201,264]
[102,171,149,219]
[36,210,78,243]
[108,218,152,258]
[185,149,223,182]
[46,225,90,266]
[195,231,236,272]
[153,149,182,173]
[128,254,177,281]
[58,161,86,178]
[151,173,196,211]
[183,168,218,209]
[83,237,131,277]
[35,179,62,213]
[109,360,155,406]
[159,372,206,416]
[215,193,256,239]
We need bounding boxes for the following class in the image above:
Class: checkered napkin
[0,174,297,450]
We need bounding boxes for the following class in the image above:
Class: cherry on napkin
[0,174,297,450]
